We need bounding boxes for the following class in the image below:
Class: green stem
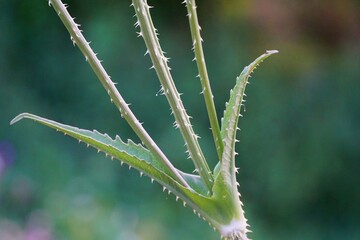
[48,0,189,188]
[185,0,223,161]
[132,0,214,192]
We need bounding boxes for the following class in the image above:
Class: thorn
[183,202,186,207]
[151,178,154,183]
[70,36,76,46]
[97,149,100,153]
[176,196,179,201]
[121,161,124,166]
[129,165,132,170]
[87,144,90,148]
[163,186,166,192]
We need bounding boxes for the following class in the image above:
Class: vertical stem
[185,0,223,161]
[48,0,190,188]
[132,0,214,192]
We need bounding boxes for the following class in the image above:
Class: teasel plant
[11,0,278,239]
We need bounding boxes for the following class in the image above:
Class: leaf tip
[266,49,279,55]
[10,113,32,125]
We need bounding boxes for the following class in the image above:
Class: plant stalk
[132,0,214,192]
[185,0,223,161]
[48,0,190,188]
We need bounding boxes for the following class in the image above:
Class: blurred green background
[1,0,359,239]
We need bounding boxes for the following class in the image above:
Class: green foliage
[10,0,279,239]
[3,0,360,239]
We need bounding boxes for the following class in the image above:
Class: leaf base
[220,219,250,240]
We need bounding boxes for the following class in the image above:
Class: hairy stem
[48,0,189,188]
[132,0,214,192]
[185,0,223,161]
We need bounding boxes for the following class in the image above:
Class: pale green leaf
[11,113,250,233]
[218,50,278,184]
[206,51,279,238]
[10,113,209,196]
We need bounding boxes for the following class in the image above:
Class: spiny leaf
[218,50,278,184]
[210,50,278,239]
[10,113,208,195]
[11,113,254,237]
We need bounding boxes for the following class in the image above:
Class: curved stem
[48,0,189,188]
